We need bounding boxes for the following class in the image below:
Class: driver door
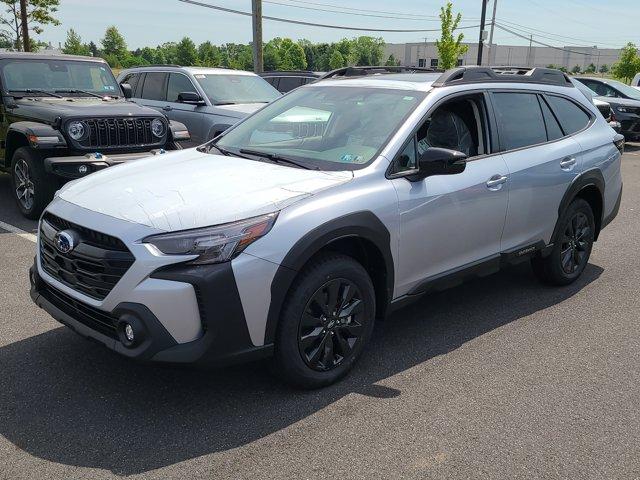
[390,93,510,296]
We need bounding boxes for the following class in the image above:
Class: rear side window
[278,77,304,92]
[539,97,564,141]
[122,73,140,93]
[167,73,196,102]
[545,95,591,135]
[140,72,167,100]
[492,92,547,150]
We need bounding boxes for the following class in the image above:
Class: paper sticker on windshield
[194,74,206,79]
[103,85,115,91]
[403,96,415,101]
[340,153,363,163]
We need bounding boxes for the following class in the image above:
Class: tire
[531,198,595,286]
[10,147,56,219]
[273,253,376,389]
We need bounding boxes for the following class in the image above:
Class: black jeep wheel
[11,147,56,219]
[273,253,376,389]
[531,198,595,285]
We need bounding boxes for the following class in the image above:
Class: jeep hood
[12,97,162,123]
[57,148,353,231]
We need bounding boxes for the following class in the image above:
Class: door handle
[486,174,508,190]
[162,105,173,111]
[560,157,577,170]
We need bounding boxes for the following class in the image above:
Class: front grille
[39,281,118,339]
[72,117,164,149]
[39,212,135,300]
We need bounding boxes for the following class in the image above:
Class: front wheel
[531,198,595,285]
[10,147,56,219]
[273,253,376,389]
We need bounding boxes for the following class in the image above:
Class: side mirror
[414,147,467,179]
[120,83,132,99]
[178,91,206,105]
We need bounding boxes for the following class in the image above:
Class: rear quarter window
[545,95,592,135]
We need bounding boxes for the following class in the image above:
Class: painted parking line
[0,220,37,243]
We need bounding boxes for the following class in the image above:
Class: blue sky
[43,0,639,50]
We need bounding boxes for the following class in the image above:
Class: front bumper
[44,149,169,179]
[30,258,273,366]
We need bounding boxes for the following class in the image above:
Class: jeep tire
[11,147,56,219]
[273,253,376,389]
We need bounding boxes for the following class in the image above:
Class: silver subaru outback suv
[30,66,623,388]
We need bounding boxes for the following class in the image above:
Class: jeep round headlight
[67,121,87,141]
[151,118,166,138]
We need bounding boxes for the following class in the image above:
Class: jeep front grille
[73,117,165,150]
[39,212,135,300]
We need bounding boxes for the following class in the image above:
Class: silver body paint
[37,76,623,350]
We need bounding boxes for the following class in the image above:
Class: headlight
[143,212,278,265]
[151,118,166,138]
[617,106,628,113]
[67,121,87,141]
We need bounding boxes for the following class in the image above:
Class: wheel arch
[555,169,604,242]
[4,129,30,168]
[263,211,394,345]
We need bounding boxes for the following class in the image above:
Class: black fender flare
[263,211,394,344]
[4,122,66,167]
[549,168,605,247]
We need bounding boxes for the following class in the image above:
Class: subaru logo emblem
[54,230,76,254]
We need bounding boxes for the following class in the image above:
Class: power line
[272,0,449,19]
[178,0,480,33]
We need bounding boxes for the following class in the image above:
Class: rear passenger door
[491,91,586,252]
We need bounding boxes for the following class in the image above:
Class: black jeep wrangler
[0,52,190,218]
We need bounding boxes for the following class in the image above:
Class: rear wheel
[11,147,56,219]
[532,198,595,285]
[273,253,376,389]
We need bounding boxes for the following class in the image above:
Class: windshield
[608,79,640,101]
[0,59,119,96]
[216,85,426,170]
[194,73,280,104]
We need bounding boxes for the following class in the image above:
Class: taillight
[614,135,625,154]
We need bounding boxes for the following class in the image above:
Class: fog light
[124,323,135,342]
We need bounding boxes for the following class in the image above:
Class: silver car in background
[118,66,280,147]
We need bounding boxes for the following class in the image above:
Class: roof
[0,51,106,63]
[260,70,324,77]
[121,64,258,76]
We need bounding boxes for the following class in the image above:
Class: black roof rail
[320,65,441,80]
[127,64,182,69]
[432,66,573,88]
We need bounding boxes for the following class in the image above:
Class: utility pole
[527,34,533,67]
[251,0,263,73]
[19,0,29,52]
[476,0,489,65]
[487,0,498,66]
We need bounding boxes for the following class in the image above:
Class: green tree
[585,63,596,73]
[62,28,90,56]
[599,64,609,75]
[385,54,400,66]
[175,37,198,66]
[0,0,60,50]
[88,41,98,57]
[349,36,385,66]
[198,41,221,67]
[263,37,307,70]
[611,42,640,83]
[101,26,127,59]
[328,49,346,70]
[571,65,582,74]
[220,43,253,70]
[435,1,469,70]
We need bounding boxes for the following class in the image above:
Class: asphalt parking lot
[1,144,639,479]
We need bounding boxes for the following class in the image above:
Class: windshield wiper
[239,148,315,170]
[8,88,63,98]
[214,101,237,106]
[55,89,111,99]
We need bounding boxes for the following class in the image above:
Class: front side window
[0,59,120,95]
[167,73,197,102]
[194,74,280,104]
[141,72,167,101]
[492,92,547,150]
[545,95,591,135]
[216,85,426,170]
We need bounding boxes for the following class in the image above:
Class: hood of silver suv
[56,148,352,231]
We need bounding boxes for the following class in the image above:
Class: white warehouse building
[384,42,623,70]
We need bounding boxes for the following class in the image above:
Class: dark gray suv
[118,66,280,147]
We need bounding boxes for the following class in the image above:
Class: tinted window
[492,92,547,150]
[546,95,590,135]
[122,73,140,93]
[167,73,197,102]
[141,72,167,100]
[277,77,304,92]
[391,138,417,174]
[539,97,564,141]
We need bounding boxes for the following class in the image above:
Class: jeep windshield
[194,74,280,105]
[0,59,120,97]
[215,85,426,170]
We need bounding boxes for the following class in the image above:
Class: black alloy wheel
[298,278,365,372]
[559,211,592,274]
